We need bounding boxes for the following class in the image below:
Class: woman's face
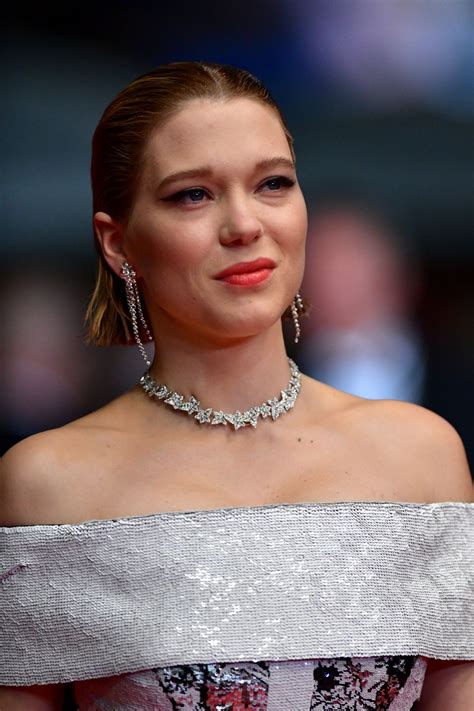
[109,97,307,344]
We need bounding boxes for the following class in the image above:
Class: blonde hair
[85,60,307,346]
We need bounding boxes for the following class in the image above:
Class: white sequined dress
[1,500,473,710]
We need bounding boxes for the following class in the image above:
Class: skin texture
[418,661,474,709]
[1,97,473,708]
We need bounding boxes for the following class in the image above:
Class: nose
[218,193,263,246]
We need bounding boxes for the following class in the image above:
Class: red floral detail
[206,682,267,710]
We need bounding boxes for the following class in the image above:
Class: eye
[259,176,296,192]
[162,187,209,204]
[162,175,296,206]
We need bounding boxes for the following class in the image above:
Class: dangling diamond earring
[290,291,304,343]
[121,261,153,367]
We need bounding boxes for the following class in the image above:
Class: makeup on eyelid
[162,176,296,204]
[155,155,296,192]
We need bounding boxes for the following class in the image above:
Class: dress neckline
[3,498,471,532]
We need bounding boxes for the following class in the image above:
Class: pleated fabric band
[0,500,473,685]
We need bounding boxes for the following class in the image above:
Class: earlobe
[93,211,127,278]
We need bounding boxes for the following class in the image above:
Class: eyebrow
[156,156,296,191]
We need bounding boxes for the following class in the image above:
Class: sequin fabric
[73,655,428,710]
[1,500,472,690]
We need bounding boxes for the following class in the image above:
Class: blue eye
[262,176,295,191]
[163,188,208,204]
[163,175,295,205]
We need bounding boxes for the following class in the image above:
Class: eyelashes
[166,187,208,204]
[263,176,295,192]
[162,175,296,205]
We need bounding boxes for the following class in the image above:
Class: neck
[147,321,292,414]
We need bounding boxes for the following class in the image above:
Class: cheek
[282,195,308,253]
[296,193,308,236]
[286,198,308,281]
[131,219,212,281]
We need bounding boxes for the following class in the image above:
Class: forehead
[142,98,291,178]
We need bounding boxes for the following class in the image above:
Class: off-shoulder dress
[1,500,472,710]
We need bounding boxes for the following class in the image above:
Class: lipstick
[219,269,273,286]
[214,257,276,286]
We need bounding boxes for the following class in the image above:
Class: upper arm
[0,683,66,710]
[419,660,474,709]
[407,403,473,502]
[379,403,473,679]
[373,399,473,503]
[0,437,70,704]
[0,430,67,527]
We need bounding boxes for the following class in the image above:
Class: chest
[65,423,428,523]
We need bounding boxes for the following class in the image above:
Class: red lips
[214,257,276,279]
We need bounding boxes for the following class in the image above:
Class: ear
[93,212,128,278]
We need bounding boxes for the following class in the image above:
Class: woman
[1,61,472,710]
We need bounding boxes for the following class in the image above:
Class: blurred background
[3,0,473,474]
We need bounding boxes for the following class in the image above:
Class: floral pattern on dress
[72,655,427,710]
[153,661,269,710]
[309,655,426,710]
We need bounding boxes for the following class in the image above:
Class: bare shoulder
[305,376,472,502]
[351,395,473,503]
[0,393,134,526]
[1,428,73,525]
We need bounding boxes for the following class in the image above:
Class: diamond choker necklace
[139,357,302,430]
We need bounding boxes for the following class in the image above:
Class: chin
[213,309,284,339]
